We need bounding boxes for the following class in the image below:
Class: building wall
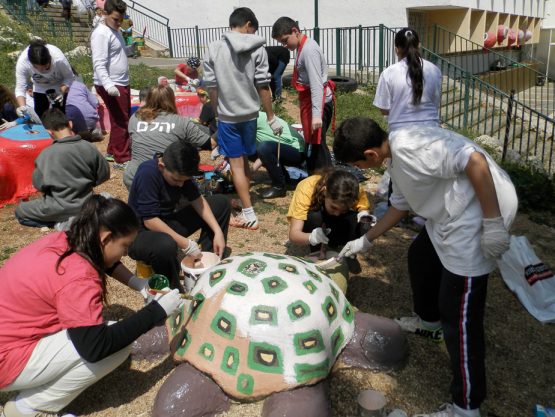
[130,0,545,29]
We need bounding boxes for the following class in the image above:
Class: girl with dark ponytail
[373,27,442,132]
[0,195,183,416]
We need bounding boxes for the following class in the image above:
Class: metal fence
[125,0,171,54]
[0,0,73,44]
[422,47,554,174]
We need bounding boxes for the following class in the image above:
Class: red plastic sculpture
[0,124,52,207]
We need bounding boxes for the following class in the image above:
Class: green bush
[501,161,555,213]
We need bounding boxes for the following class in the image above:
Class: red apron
[292,35,336,145]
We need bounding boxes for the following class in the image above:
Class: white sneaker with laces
[394,313,443,343]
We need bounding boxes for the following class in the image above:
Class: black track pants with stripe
[408,228,488,410]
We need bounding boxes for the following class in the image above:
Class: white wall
[131,0,546,29]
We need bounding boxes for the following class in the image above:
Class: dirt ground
[1,99,555,417]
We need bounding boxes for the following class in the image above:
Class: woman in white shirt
[373,28,442,132]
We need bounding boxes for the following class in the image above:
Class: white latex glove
[480,216,510,259]
[357,210,371,222]
[53,94,64,105]
[268,116,283,136]
[16,106,27,117]
[309,227,330,246]
[0,120,17,131]
[190,78,200,87]
[156,288,183,316]
[107,86,120,97]
[338,235,372,259]
[182,240,201,257]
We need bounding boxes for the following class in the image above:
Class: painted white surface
[132,0,545,29]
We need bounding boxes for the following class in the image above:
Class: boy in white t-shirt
[90,0,135,167]
[333,117,517,417]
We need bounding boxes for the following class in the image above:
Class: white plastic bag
[497,235,555,323]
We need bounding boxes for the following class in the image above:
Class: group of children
[0,6,519,417]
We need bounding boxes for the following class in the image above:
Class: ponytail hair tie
[405,30,413,38]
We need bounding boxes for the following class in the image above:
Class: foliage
[128,64,174,90]
[500,161,555,216]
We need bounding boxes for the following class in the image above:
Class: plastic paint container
[181,252,221,292]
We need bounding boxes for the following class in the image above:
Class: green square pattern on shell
[321,296,338,325]
[190,293,205,322]
[247,341,284,374]
[261,276,288,294]
[278,263,299,275]
[293,329,325,355]
[198,342,215,361]
[168,305,186,337]
[305,268,323,282]
[342,302,354,323]
[238,259,268,278]
[236,373,254,395]
[250,305,278,326]
[209,269,227,287]
[210,310,236,340]
[221,346,240,375]
[287,300,311,321]
[303,280,318,294]
[175,329,192,356]
[226,281,249,296]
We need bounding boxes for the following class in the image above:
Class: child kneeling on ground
[287,168,375,273]
[127,140,231,291]
[15,108,110,230]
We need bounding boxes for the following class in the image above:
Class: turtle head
[338,311,408,371]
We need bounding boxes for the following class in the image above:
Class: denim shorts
[217,119,257,158]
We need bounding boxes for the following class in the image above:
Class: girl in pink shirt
[0,195,182,417]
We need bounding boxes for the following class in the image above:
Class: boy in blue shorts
[203,7,282,230]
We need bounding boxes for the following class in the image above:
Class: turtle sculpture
[134,252,408,417]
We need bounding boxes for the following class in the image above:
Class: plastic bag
[497,236,555,323]
[376,170,391,199]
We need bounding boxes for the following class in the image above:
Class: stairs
[35,2,92,46]
[439,75,552,162]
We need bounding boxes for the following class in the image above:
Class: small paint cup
[357,389,387,417]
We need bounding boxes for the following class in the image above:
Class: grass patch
[0,246,17,263]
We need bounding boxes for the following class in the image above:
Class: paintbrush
[148,289,197,301]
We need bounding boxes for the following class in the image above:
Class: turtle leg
[261,381,330,417]
[152,363,230,417]
[340,312,408,371]
[130,324,170,361]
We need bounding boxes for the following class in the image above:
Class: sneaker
[1,400,67,417]
[112,161,129,170]
[229,214,259,230]
[394,313,444,343]
[104,153,114,162]
[210,146,221,160]
[413,403,464,417]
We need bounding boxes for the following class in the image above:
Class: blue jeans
[15,212,55,229]
[270,60,287,100]
[257,141,304,188]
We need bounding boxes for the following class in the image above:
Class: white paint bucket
[180,251,221,292]
[357,389,387,417]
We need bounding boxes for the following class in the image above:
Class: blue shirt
[128,156,200,221]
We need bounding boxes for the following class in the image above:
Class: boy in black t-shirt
[128,141,231,290]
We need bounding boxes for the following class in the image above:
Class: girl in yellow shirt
[287,168,373,258]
